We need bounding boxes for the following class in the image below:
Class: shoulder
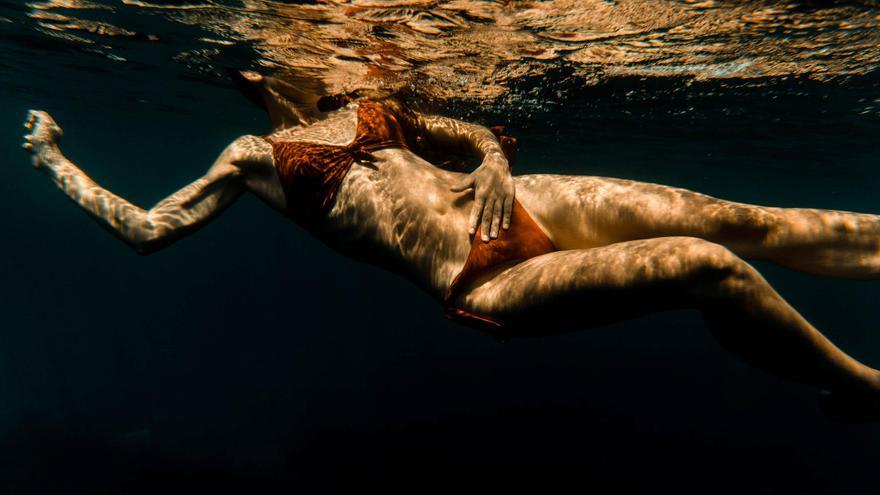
[207,135,275,179]
[229,135,273,159]
[220,135,274,168]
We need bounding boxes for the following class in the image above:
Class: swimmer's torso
[253,103,476,299]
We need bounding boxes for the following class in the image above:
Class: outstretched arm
[413,113,514,241]
[21,110,265,255]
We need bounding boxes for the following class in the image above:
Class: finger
[468,197,485,235]
[502,193,514,230]
[480,198,496,242]
[450,175,474,192]
[490,198,502,239]
[21,142,32,151]
[25,111,35,129]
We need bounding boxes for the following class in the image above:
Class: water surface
[2,1,880,493]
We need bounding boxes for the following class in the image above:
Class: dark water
[2,1,880,493]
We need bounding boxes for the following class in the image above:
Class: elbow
[128,228,165,256]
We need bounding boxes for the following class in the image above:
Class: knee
[663,237,752,281]
[659,238,763,306]
[713,205,781,250]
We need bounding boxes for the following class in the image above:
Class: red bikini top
[265,100,410,227]
[265,99,519,231]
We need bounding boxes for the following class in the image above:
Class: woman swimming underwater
[21,72,880,420]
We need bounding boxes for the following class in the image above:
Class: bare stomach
[323,149,480,299]
[320,151,585,301]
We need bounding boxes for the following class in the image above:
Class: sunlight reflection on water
[14,0,880,108]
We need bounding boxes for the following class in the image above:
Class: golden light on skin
[20,102,880,407]
[25,1,880,105]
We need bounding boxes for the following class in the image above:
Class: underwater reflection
[21,0,880,104]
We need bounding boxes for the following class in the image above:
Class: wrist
[36,145,64,173]
[482,150,506,164]
[484,149,504,159]
[482,150,509,171]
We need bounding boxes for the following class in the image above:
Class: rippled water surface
[8,0,880,103]
[3,1,880,494]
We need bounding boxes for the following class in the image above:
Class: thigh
[514,174,774,252]
[456,236,739,336]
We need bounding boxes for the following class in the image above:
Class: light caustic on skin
[21,102,880,422]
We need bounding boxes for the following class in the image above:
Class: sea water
[1,1,879,493]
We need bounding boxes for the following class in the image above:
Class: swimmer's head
[230,68,433,130]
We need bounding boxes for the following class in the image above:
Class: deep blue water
[3,2,880,494]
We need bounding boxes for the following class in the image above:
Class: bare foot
[22,110,63,171]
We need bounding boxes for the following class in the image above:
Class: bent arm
[24,111,260,255]
[413,113,507,170]
[46,145,245,255]
[411,112,515,239]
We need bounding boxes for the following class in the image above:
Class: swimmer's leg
[459,237,880,396]
[517,175,880,279]
[21,110,273,255]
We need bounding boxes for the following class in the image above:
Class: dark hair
[316,94,352,112]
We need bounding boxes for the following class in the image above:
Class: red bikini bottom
[443,198,557,331]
